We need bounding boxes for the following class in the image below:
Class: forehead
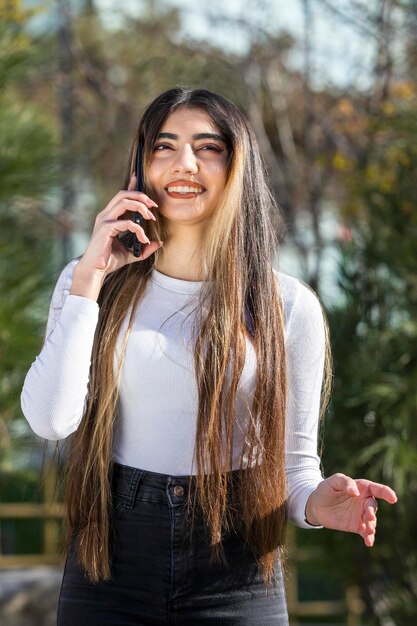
[159,106,221,135]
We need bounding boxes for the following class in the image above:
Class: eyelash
[153,143,223,152]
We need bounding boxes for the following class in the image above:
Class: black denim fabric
[57,462,288,625]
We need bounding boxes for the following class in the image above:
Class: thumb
[330,473,360,496]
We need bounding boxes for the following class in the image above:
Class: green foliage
[0,470,43,554]
[0,97,57,199]
[0,4,58,464]
[321,102,417,623]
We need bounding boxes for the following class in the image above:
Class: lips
[165,179,206,190]
[164,179,206,200]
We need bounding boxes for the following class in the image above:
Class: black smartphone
[119,142,145,258]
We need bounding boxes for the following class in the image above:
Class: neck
[154,223,205,281]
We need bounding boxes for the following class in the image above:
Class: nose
[172,144,198,174]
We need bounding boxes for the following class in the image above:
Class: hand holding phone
[71,141,161,300]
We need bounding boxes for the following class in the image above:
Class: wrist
[304,491,321,527]
[70,263,106,302]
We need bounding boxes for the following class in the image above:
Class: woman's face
[147,106,229,227]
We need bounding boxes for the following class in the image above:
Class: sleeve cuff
[289,482,324,529]
[64,293,100,312]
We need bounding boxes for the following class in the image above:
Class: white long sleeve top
[21,259,326,529]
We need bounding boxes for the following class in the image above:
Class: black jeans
[57,463,288,625]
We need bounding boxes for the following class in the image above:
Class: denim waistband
[111,462,248,511]
[112,461,245,491]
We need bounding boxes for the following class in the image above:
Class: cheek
[147,160,162,184]
[146,162,165,198]
[213,175,227,197]
[208,163,227,190]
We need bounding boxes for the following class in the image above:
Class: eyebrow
[156,132,226,143]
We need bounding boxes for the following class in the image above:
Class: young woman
[21,87,397,625]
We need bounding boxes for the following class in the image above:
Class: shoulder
[272,269,321,319]
[272,269,324,334]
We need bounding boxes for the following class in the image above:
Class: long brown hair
[64,86,333,586]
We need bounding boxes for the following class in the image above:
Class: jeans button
[173,485,184,497]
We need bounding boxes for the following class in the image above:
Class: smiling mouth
[166,184,205,193]
[165,186,206,199]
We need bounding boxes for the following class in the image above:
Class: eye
[153,143,172,150]
[200,144,223,152]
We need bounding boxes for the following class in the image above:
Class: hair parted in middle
[63,85,333,587]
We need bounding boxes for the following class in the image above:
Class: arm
[284,279,326,529]
[20,259,100,440]
[284,281,398,544]
[21,174,162,442]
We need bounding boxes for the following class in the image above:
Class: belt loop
[123,469,144,510]
[166,476,173,507]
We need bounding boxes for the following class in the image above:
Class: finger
[113,198,157,221]
[96,199,157,231]
[359,520,376,547]
[330,473,360,496]
[359,497,378,547]
[370,484,398,505]
[363,522,376,547]
[364,502,378,531]
[364,531,376,547]
[364,497,378,521]
[102,190,158,217]
[102,219,151,244]
[357,480,398,504]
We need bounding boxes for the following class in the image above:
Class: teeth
[167,186,204,194]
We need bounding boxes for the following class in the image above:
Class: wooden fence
[0,465,365,624]
[0,463,64,568]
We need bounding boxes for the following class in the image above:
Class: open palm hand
[305,473,398,547]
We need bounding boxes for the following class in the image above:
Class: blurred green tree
[0,1,58,466]
[321,88,417,623]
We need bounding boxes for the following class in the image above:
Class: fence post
[42,462,60,558]
[346,585,365,626]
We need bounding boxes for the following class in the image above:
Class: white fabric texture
[21,259,326,528]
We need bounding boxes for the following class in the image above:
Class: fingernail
[159,241,164,247]
[147,210,157,221]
